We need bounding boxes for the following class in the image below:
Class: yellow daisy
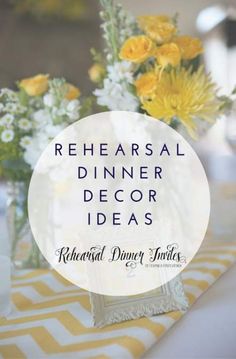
[142,67,220,138]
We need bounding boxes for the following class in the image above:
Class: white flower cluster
[0,79,81,169]
[0,89,27,144]
[117,8,136,45]
[23,83,80,168]
[94,61,138,111]
[99,1,137,63]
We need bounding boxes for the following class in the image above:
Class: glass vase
[6,181,48,269]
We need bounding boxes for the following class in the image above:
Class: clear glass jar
[6,181,48,268]
[0,255,11,317]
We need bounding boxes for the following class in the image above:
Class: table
[0,154,236,358]
[145,263,236,358]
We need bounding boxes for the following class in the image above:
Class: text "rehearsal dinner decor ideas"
[54,140,185,226]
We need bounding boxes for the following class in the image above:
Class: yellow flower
[156,43,181,68]
[119,35,155,63]
[135,71,159,98]
[88,63,105,83]
[142,67,220,138]
[65,83,81,100]
[174,36,203,60]
[138,15,176,44]
[20,74,49,96]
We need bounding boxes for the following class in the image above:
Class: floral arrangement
[0,74,91,181]
[90,0,235,138]
[0,74,92,268]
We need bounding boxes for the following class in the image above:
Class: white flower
[33,109,51,128]
[66,99,80,121]
[0,103,4,112]
[23,134,49,168]
[106,53,113,62]
[23,123,65,168]
[50,99,67,117]
[107,61,134,84]
[67,99,80,112]
[94,78,138,111]
[44,124,64,138]
[4,102,26,114]
[0,114,14,127]
[67,110,80,121]
[20,136,32,149]
[94,60,138,111]
[1,129,14,142]
[0,89,18,101]
[18,118,32,131]
[44,94,56,107]
[119,12,136,43]
[56,107,66,117]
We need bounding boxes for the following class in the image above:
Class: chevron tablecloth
[0,239,236,359]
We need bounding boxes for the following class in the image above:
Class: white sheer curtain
[197,6,236,155]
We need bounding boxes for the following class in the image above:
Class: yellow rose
[138,15,176,45]
[20,74,49,96]
[174,36,203,60]
[119,35,155,63]
[65,83,81,100]
[156,43,181,68]
[88,63,105,83]
[135,72,159,98]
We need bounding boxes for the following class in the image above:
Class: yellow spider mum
[142,67,220,138]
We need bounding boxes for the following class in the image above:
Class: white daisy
[0,114,14,127]
[1,129,14,142]
[20,136,32,149]
[18,118,32,131]
[0,89,17,101]
[4,102,26,113]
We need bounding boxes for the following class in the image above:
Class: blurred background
[0,0,236,242]
[0,0,101,94]
[0,0,235,152]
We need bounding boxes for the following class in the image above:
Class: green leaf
[79,96,94,118]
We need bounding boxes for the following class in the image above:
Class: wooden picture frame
[90,275,188,327]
